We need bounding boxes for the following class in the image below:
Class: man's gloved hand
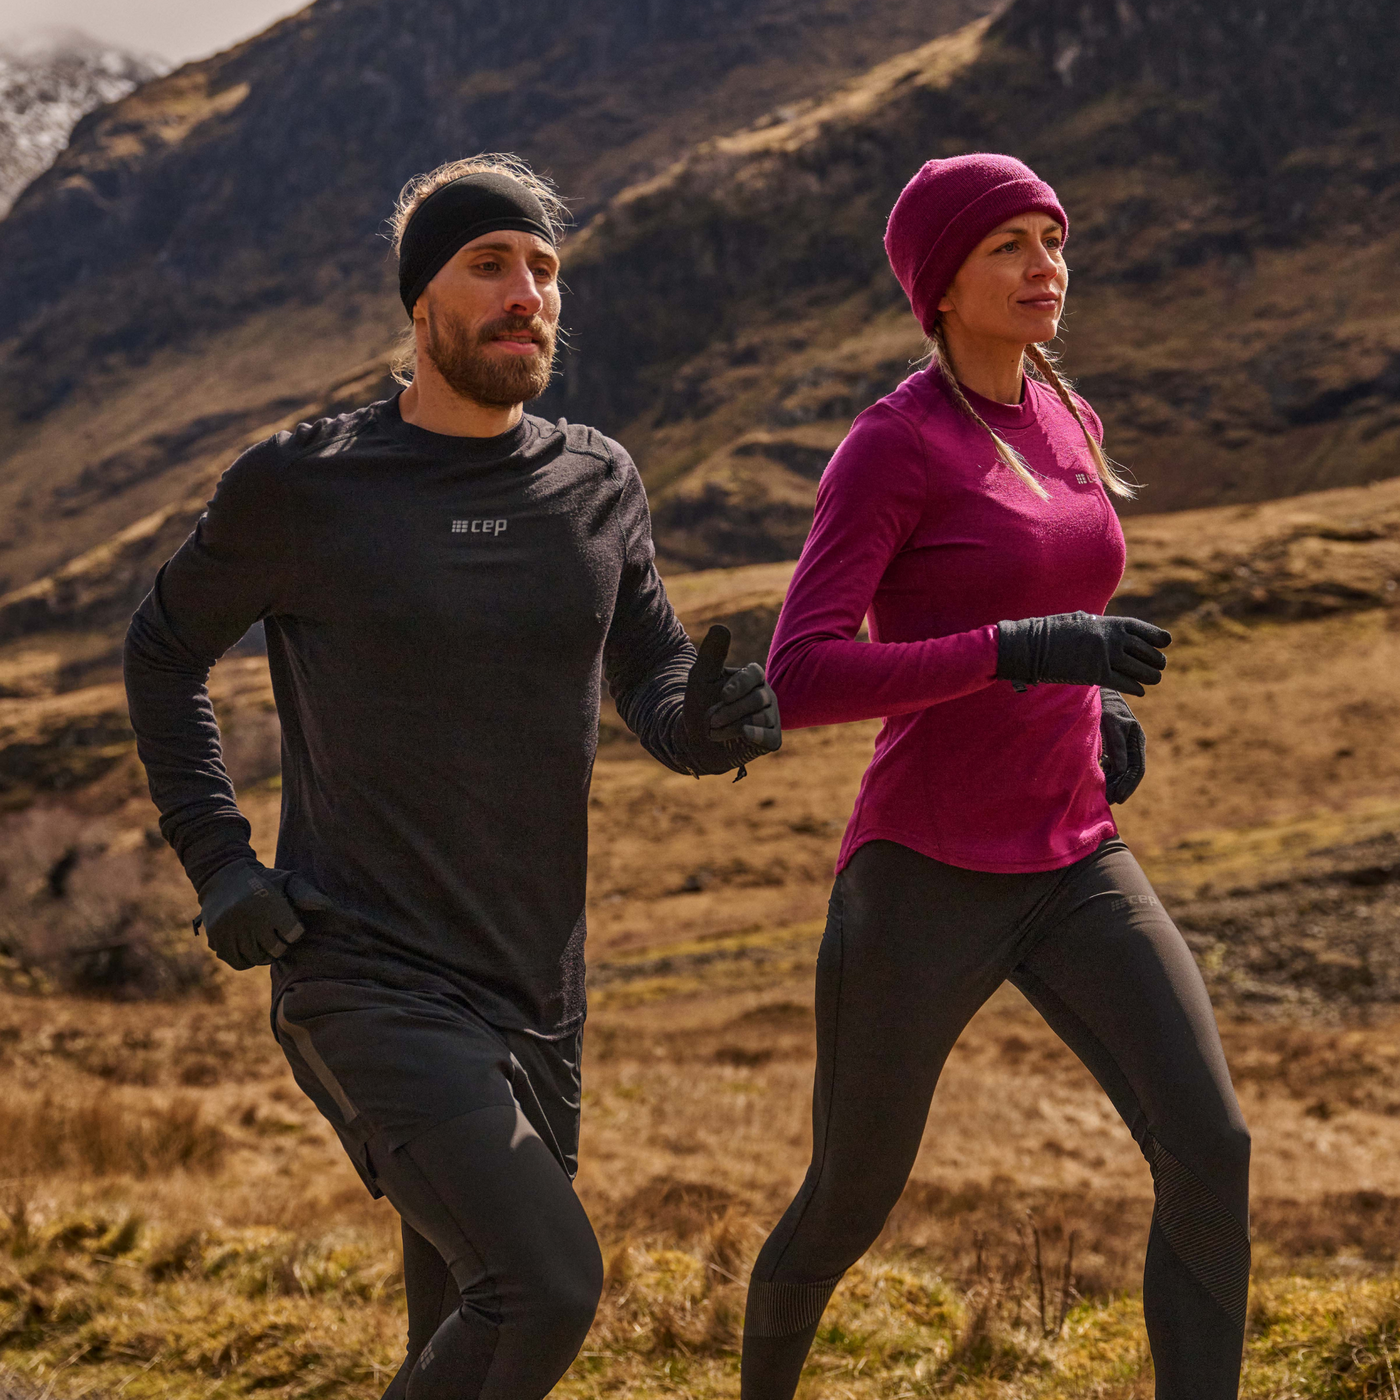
[996,611,1171,697]
[1099,687,1146,805]
[195,860,336,971]
[682,625,782,777]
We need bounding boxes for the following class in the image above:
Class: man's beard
[424,307,558,408]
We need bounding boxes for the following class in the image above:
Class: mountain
[0,0,1397,626]
[0,27,164,218]
[545,0,1400,566]
[0,0,990,597]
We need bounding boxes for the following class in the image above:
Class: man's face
[415,229,562,409]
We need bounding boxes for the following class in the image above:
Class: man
[124,152,780,1400]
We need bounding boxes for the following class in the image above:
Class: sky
[0,0,308,64]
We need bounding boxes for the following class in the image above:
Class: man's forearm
[613,643,771,779]
[612,648,698,775]
[124,604,256,894]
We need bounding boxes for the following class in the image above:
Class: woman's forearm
[767,625,998,729]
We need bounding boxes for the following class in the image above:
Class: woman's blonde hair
[926,319,1135,500]
[386,153,570,386]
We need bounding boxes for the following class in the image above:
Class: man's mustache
[477,314,553,345]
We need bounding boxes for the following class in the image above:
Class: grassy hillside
[0,0,990,599]
[2,0,1397,611]
[0,480,1397,1397]
[546,0,1400,567]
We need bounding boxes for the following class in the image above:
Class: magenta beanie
[884,154,1068,333]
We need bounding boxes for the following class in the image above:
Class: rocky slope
[0,28,163,217]
[0,0,989,596]
[544,0,1400,566]
[0,0,1396,611]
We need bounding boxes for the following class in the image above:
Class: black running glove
[1099,688,1146,805]
[195,860,335,971]
[682,625,782,778]
[996,611,1171,697]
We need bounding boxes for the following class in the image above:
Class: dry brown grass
[0,1092,224,1180]
[0,510,1396,1394]
[0,957,1391,1396]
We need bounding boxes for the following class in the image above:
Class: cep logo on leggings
[451,518,509,536]
[1109,893,1162,915]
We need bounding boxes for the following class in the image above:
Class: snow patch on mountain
[0,27,166,217]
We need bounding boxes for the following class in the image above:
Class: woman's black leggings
[741,837,1251,1400]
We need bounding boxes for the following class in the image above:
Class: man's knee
[423,1245,600,1400]
[537,1276,600,1353]
[523,1233,604,1350]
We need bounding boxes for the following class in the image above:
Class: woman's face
[937,212,1067,347]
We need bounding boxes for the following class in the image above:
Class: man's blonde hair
[388,153,569,386]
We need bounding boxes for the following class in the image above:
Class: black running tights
[741,837,1251,1400]
[374,1104,603,1400]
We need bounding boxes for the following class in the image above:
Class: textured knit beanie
[884,154,1068,333]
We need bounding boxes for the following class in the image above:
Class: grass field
[1,953,1399,1399]
[1,779,1399,1397]
[1,544,1398,1396]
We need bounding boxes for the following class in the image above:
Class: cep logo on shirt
[1076,473,1091,485]
[451,518,508,535]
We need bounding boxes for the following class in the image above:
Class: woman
[741,155,1250,1399]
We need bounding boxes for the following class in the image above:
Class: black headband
[398,172,556,317]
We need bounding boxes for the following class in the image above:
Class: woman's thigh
[1010,838,1250,1221]
[759,841,1066,1275]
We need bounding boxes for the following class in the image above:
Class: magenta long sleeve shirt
[767,367,1128,875]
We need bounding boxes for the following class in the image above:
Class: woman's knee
[759,1175,908,1283]
[1191,1112,1251,1192]
[1214,1118,1252,1221]
[831,1184,907,1261]
[1146,1114,1251,1238]
[1152,1092,1251,1189]
[1220,1118,1251,1175]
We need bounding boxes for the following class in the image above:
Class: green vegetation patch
[2,1205,1398,1398]
[0,1207,402,1399]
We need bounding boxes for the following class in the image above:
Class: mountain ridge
[0,0,1396,613]
[0,26,164,217]
[0,0,991,597]
[539,0,1400,566]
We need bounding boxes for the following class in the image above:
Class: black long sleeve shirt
[124,395,710,1037]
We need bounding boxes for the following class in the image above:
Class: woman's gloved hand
[1099,687,1146,805]
[996,611,1171,696]
[195,860,336,970]
[682,625,782,777]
